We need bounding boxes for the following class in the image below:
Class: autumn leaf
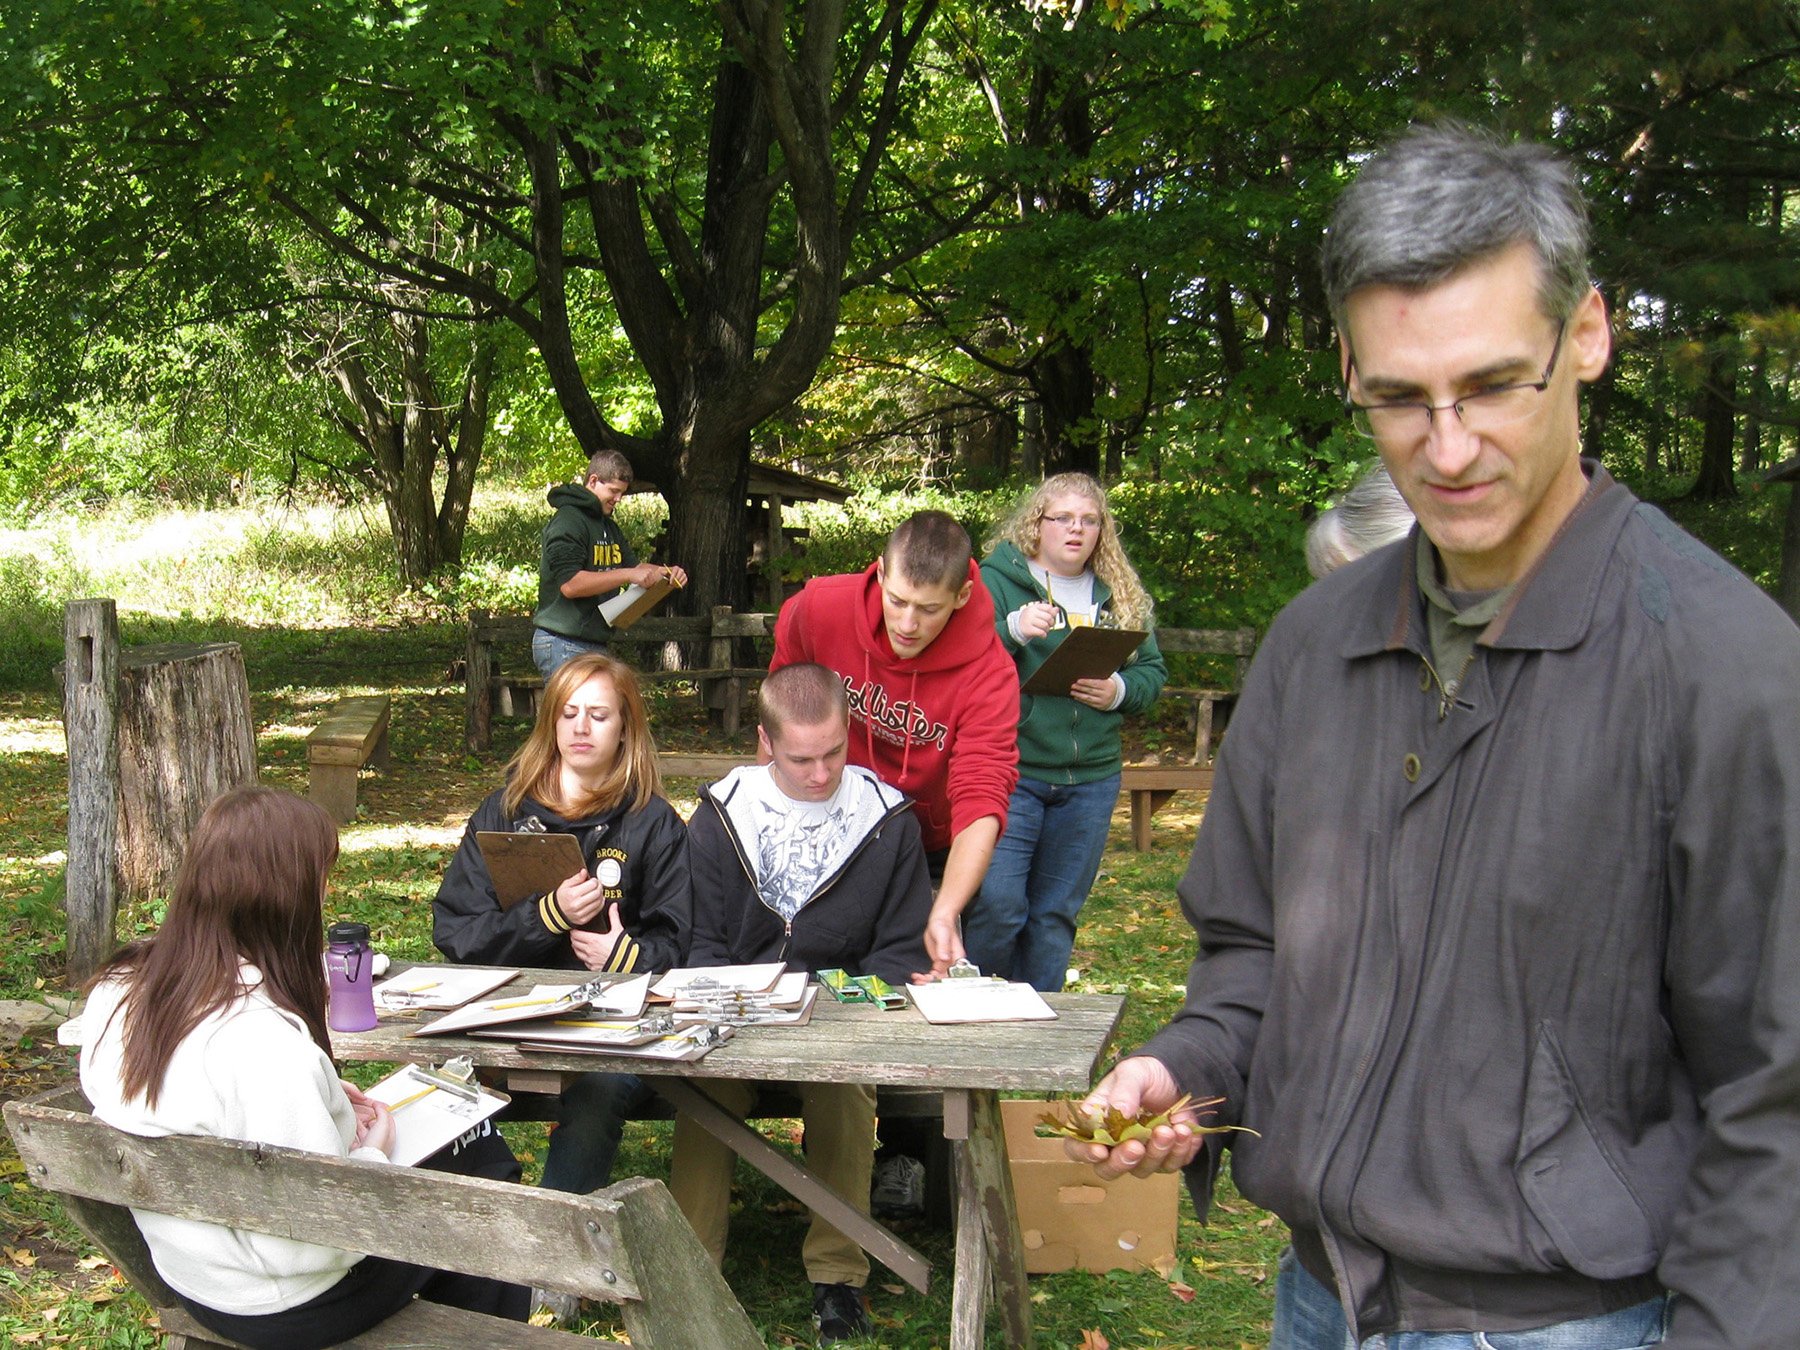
[1169,1279,1197,1303]
[1078,1330,1111,1350]
[6,1244,37,1267]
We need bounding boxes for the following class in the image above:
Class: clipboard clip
[407,1056,483,1101]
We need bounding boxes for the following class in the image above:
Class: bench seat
[307,695,392,824]
[1120,764,1214,851]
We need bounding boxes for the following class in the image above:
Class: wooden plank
[1120,766,1214,792]
[61,598,122,983]
[652,1078,932,1294]
[344,968,1126,1095]
[950,1091,1033,1349]
[1155,626,1257,656]
[657,752,756,779]
[607,1177,765,1349]
[4,1096,647,1303]
[309,695,391,756]
[161,1298,598,1348]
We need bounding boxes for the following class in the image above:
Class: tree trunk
[114,643,259,897]
[1780,483,1800,625]
[666,431,752,642]
[1691,333,1739,499]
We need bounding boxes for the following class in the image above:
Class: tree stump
[113,642,258,897]
[62,624,262,969]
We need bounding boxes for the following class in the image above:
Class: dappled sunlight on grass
[337,822,463,854]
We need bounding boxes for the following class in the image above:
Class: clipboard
[600,572,683,630]
[364,1062,510,1166]
[475,831,586,908]
[1019,626,1147,697]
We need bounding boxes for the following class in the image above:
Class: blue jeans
[531,628,607,679]
[1271,1248,1670,1349]
[538,1072,651,1195]
[962,772,1120,991]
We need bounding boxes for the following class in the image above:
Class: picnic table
[335,963,1126,1349]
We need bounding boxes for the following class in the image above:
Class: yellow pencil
[387,1083,439,1111]
[402,980,440,994]
[489,995,564,1010]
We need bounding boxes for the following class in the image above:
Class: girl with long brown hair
[431,652,691,1323]
[80,786,527,1349]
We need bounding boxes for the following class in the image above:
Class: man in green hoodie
[532,450,687,677]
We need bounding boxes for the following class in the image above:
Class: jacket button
[1403,753,1421,782]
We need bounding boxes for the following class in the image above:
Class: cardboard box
[999,1098,1179,1275]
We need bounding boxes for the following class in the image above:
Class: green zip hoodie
[533,482,638,643]
[980,540,1166,785]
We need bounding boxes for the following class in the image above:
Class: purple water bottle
[325,922,378,1032]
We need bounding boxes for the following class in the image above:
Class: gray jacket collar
[1342,460,1634,661]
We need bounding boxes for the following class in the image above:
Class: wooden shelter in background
[636,461,851,611]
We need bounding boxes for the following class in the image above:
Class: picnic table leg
[651,1078,931,1293]
[948,1088,1033,1349]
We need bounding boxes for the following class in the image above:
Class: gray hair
[1305,462,1414,578]
[1321,122,1591,327]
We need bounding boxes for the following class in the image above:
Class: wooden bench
[465,609,773,751]
[1155,626,1256,767]
[656,751,757,780]
[1120,764,1215,851]
[4,1085,761,1349]
[307,695,392,824]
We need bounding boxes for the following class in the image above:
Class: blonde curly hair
[986,473,1153,630]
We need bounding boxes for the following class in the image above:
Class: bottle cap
[327,921,371,947]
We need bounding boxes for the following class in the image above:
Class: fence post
[62,599,122,983]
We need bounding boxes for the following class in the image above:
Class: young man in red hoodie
[771,510,1019,978]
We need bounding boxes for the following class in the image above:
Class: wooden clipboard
[599,572,683,630]
[475,831,586,908]
[1019,626,1148,696]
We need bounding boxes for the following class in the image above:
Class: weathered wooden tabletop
[332,962,1126,1094]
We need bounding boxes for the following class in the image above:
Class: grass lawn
[0,499,1284,1348]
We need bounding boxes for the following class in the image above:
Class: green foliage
[0,542,92,690]
[1118,414,1362,632]
[784,485,1016,581]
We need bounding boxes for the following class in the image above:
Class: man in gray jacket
[1070,123,1800,1348]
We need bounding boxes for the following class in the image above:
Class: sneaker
[869,1153,926,1218]
[530,1287,580,1327]
[813,1281,872,1344]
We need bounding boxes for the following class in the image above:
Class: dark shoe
[812,1281,871,1344]
[869,1153,926,1218]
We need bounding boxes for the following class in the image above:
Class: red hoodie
[771,560,1019,853]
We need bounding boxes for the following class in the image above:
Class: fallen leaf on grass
[1031,1289,1050,1304]
[1150,1252,1178,1279]
[1168,1279,1197,1303]
[76,1256,109,1271]
[6,1245,37,1267]
[880,1283,906,1296]
[1078,1330,1110,1350]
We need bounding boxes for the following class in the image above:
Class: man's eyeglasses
[1344,321,1566,445]
[1042,512,1102,531]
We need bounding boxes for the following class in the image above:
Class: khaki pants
[668,1079,877,1287]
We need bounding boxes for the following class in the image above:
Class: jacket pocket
[1514,1023,1659,1280]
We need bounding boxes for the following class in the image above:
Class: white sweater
[78,964,388,1315]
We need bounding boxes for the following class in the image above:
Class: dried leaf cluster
[1035,1092,1260,1145]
